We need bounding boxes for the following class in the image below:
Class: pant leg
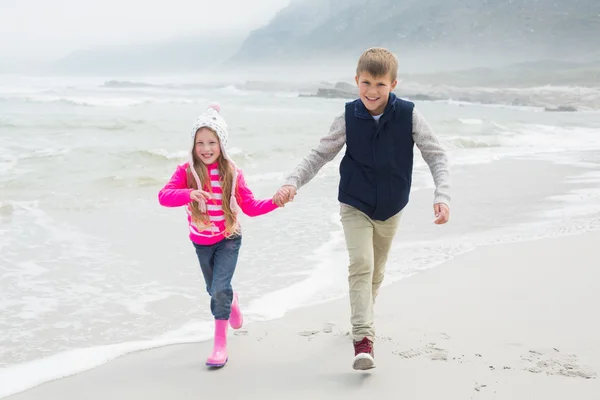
[210,235,242,320]
[340,203,375,342]
[193,241,217,296]
[372,211,403,302]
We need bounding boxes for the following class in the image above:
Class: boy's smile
[355,71,397,116]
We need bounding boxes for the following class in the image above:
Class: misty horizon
[0,0,598,85]
[0,0,291,61]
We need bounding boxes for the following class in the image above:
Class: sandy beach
[5,230,599,399]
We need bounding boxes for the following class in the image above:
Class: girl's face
[194,127,221,165]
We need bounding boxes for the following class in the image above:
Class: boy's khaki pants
[339,203,402,342]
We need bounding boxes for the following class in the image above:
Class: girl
[158,103,279,367]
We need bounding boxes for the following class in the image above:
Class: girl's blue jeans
[192,235,242,320]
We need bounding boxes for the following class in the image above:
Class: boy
[274,47,451,370]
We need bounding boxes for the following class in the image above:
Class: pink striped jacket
[158,162,278,245]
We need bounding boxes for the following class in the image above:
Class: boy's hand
[190,189,211,203]
[434,203,450,224]
[273,185,297,207]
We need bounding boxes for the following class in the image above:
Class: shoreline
[1,218,596,399]
[4,229,600,399]
[2,156,600,398]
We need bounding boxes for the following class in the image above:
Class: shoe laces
[354,337,373,355]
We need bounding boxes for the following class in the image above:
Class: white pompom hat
[189,102,232,160]
[188,102,239,216]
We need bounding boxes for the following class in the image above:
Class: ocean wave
[102,80,162,89]
[134,149,189,161]
[565,170,600,184]
[0,146,75,181]
[0,327,213,399]
[408,84,600,111]
[101,80,221,90]
[94,175,166,188]
[0,151,18,175]
[4,78,600,110]
[501,124,600,150]
[2,118,146,131]
[0,147,71,167]
[437,98,545,112]
[448,137,502,149]
[101,80,296,98]
[22,147,72,160]
[100,79,318,94]
[0,211,345,399]
[0,94,198,108]
[0,120,17,128]
[446,123,600,153]
[95,121,132,131]
[126,147,252,163]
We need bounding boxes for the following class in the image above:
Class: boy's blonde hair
[356,47,398,81]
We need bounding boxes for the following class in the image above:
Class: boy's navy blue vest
[338,93,415,221]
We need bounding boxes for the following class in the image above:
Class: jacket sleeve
[235,170,279,217]
[412,108,451,207]
[158,164,194,207]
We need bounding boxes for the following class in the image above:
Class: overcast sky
[0,0,291,60]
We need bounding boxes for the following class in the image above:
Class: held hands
[434,203,450,225]
[273,185,297,207]
[272,185,449,224]
[190,189,211,203]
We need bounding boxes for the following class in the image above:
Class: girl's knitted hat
[189,103,231,160]
[188,103,239,216]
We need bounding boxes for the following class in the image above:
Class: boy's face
[355,71,397,116]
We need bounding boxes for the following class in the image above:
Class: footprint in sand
[298,330,320,337]
[393,343,449,362]
[474,383,487,392]
[322,322,334,334]
[522,349,597,379]
[374,335,395,343]
[298,322,337,337]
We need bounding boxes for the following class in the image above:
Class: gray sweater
[283,108,451,207]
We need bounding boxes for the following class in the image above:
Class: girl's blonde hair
[186,129,239,238]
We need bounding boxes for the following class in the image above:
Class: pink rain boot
[229,292,243,330]
[206,319,228,367]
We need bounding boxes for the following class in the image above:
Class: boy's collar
[354,92,397,119]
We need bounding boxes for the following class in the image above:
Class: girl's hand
[273,185,296,207]
[190,190,211,203]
